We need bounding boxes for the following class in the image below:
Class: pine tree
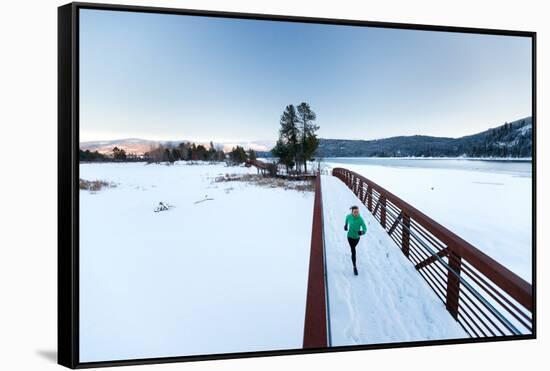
[229,146,247,164]
[297,102,319,173]
[279,105,300,167]
[271,102,320,173]
[272,139,295,172]
[247,149,257,161]
[113,146,127,160]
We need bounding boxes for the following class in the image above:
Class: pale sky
[79,9,532,143]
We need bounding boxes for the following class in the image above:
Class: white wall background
[0,0,546,370]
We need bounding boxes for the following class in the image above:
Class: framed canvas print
[58,2,536,368]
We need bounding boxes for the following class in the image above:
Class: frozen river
[325,157,531,176]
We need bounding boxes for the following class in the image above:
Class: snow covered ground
[78,158,527,360]
[321,175,468,345]
[79,162,313,362]
[323,159,532,283]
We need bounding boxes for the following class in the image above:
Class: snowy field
[79,162,313,362]
[323,158,532,283]
[321,175,468,345]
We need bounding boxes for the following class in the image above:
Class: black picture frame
[58,2,537,368]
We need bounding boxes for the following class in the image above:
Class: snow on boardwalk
[321,175,468,346]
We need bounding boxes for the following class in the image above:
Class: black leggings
[347,237,360,267]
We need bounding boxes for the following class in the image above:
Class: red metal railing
[332,167,532,337]
[303,175,329,347]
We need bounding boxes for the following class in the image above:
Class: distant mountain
[80,138,274,155]
[80,138,163,156]
[80,117,532,159]
[315,117,532,158]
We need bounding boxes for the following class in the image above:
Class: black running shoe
[353,267,358,276]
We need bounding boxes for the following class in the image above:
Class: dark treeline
[80,149,108,161]
[316,117,532,158]
[80,141,257,165]
[79,146,142,162]
[145,141,224,163]
[145,141,256,164]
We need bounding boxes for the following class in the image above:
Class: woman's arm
[361,217,367,233]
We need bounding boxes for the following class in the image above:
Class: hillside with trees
[316,117,532,158]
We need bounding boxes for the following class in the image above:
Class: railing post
[367,186,372,212]
[402,213,410,258]
[380,196,387,229]
[446,250,462,319]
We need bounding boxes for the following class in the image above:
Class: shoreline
[321,156,532,162]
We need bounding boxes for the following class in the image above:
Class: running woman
[344,205,367,275]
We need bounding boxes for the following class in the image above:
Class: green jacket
[345,214,367,239]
